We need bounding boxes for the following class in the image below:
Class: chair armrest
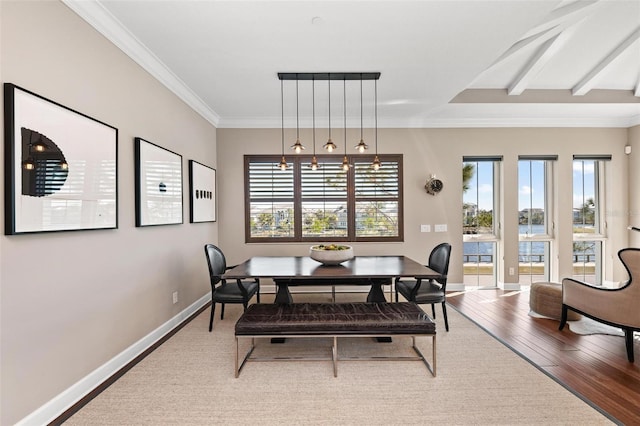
[394,276,424,300]
[234,278,250,298]
[562,277,636,326]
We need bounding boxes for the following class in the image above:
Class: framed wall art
[134,137,183,227]
[189,160,216,223]
[4,83,118,235]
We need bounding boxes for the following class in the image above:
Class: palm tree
[462,163,475,193]
[578,197,596,225]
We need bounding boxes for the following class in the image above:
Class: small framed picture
[189,160,216,223]
[4,83,118,235]
[134,138,183,227]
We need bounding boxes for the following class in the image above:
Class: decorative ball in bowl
[309,244,354,266]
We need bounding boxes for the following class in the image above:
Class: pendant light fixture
[372,78,381,171]
[279,79,288,170]
[310,77,318,170]
[354,75,368,153]
[277,72,380,170]
[323,77,336,153]
[341,78,350,172]
[290,77,305,153]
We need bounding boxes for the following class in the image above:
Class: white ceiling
[64,0,640,128]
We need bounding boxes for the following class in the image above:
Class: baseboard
[446,283,464,291]
[16,293,210,426]
[502,283,522,291]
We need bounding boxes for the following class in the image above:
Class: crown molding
[61,0,220,127]
[217,116,640,129]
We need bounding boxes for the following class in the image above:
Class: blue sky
[464,160,596,211]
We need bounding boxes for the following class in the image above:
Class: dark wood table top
[223,255,441,280]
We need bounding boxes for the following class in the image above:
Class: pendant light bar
[278,72,380,81]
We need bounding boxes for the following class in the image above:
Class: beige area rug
[66,294,612,425]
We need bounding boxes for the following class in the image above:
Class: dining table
[223,255,443,304]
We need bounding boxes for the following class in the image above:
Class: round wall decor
[425,177,444,195]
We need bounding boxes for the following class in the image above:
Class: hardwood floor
[446,288,640,424]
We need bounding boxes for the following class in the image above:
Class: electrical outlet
[172,291,178,304]
[420,224,431,233]
[434,224,447,232]
[509,267,515,276]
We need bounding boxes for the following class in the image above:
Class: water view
[463,225,597,263]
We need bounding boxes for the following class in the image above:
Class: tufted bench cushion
[530,282,581,321]
[235,302,436,336]
[234,302,436,378]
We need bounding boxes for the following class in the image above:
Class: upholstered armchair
[559,248,640,362]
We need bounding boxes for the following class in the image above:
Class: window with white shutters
[245,154,402,242]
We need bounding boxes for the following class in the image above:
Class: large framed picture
[135,137,183,227]
[4,83,118,235]
[189,160,216,223]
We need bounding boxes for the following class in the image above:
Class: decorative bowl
[309,244,354,266]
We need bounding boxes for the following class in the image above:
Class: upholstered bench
[234,302,436,378]
[530,282,580,321]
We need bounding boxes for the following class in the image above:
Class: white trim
[15,294,210,426]
[61,0,220,127]
[499,281,523,291]
[446,283,465,292]
[218,115,640,129]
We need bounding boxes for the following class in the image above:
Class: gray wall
[1,2,217,424]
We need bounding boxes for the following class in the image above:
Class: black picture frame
[134,137,183,227]
[189,160,216,223]
[4,83,118,235]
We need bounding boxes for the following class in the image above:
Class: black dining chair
[204,244,260,332]
[395,243,452,331]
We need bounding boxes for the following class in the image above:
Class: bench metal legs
[235,335,436,378]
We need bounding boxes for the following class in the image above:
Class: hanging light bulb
[355,140,368,153]
[279,79,288,170]
[342,156,350,171]
[354,76,368,153]
[372,155,381,171]
[290,78,305,153]
[325,140,336,152]
[310,78,319,171]
[372,79,381,170]
[323,77,336,152]
[342,77,350,172]
[292,139,304,153]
